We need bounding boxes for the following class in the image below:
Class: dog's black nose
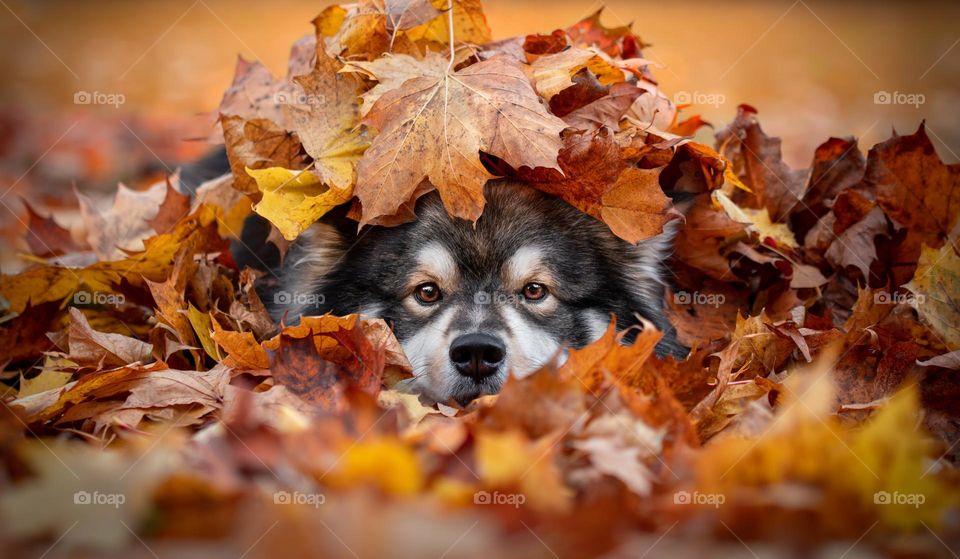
[449,333,506,380]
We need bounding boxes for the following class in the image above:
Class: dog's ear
[619,220,688,358]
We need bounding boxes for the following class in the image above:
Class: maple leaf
[871,123,960,285]
[717,104,809,222]
[66,308,153,369]
[714,190,798,248]
[562,82,643,131]
[566,8,636,57]
[284,46,368,191]
[403,0,491,46]
[355,54,567,225]
[247,167,352,240]
[20,198,84,257]
[147,178,192,235]
[344,52,449,117]
[905,243,960,350]
[519,128,677,243]
[213,57,293,138]
[221,115,307,195]
[0,206,223,315]
[76,180,173,260]
[529,45,623,101]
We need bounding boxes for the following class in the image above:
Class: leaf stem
[446,0,455,71]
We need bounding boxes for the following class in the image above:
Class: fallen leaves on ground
[0,2,958,558]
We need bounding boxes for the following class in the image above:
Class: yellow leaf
[248,167,353,241]
[405,0,491,45]
[714,190,797,248]
[186,304,220,361]
[850,385,949,530]
[474,428,572,512]
[904,244,960,350]
[325,438,423,496]
[18,369,73,398]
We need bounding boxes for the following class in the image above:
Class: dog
[262,181,685,406]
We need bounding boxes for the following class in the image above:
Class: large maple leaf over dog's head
[354,53,567,225]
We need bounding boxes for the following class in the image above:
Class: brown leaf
[147,178,192,235]
[717,105,808,221]
[566,8,636,57]
[21,199,84,257]
[355,54,566,225]
[872,123,960,284]
[285,46,368,190]
[599,166,677,244]
[215,57,292,129]
[221,115,306,195]
[66,308,153,369]
[562,82,643,132]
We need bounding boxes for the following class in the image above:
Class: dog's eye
[521,282,548,301]
[414,282,442,304]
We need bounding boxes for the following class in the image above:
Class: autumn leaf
[404,0,491,46]
[714,190,798,248]
[529,45,623,100]
[147,178,192,235]
[904,243,960,350]
[284,46,368,190]
[355,54,567,225]
[213,57,293,138]
[248,167,353,240]
[872,123,960,284]
[66,307,153,369]
[566,8,637,57]
[221,115,307,195]
[21,198,84,257]
[0,205,223,315]
[717,104,809,222]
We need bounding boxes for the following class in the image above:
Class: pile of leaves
[1,1,959,557]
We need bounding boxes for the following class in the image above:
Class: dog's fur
[263,180,685,405]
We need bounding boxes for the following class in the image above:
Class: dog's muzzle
[448,333,506,381]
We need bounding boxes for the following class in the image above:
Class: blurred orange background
[0,0,958,269]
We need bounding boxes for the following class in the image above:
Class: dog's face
[272,181,682,405]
